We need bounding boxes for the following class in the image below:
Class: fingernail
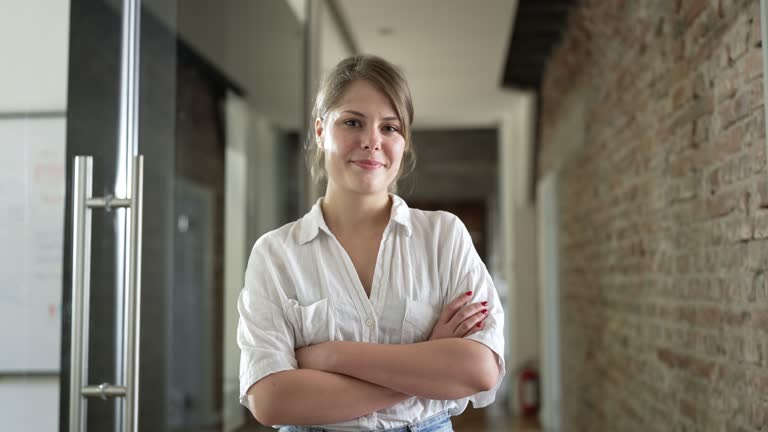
[465,291,473,296]
[476,322,483,328]
[481,301,488,306]
[481,309,487,314]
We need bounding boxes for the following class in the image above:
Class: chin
[352,186,388,196]
[346,181,389,195]
[345,174,392,194]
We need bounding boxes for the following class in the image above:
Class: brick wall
[539,1,767,430]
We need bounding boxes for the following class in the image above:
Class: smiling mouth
[352,160,384,170]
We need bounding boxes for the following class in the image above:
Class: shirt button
[365,318,375,327]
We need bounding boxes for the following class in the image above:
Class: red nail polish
[476,322,483,328]
[481,309,487,314]
[481,301,488,306]
[465,291,473,296]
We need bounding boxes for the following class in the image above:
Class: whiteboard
[0,379,59,430]
[0,115,66,372]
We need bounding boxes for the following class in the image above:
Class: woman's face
[316,80,406,197]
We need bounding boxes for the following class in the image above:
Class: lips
[352,160,385,170]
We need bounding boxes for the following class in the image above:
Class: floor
[451,406,540,432]
[237,405,541,431]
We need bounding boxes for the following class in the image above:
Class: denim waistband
[278,410,451,432]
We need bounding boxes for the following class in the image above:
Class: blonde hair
[306,55,416,193]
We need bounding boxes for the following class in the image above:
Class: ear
[314,118,324,149]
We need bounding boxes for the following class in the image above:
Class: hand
[295,342,334,371]
[428,291,488,340]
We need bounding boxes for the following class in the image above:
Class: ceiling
[161,0,574,130]
[335,0,526,129]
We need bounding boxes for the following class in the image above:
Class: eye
[343,119,361,127]
[383,125,399,133]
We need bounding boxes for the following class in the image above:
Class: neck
[321,186,392,236]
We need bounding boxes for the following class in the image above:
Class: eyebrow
[341,110,400,122]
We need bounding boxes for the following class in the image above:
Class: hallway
[451,408,540,432]
[4,0,768,430]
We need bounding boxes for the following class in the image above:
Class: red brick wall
[539,1,767,430]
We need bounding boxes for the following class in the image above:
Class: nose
[361,126,382,151]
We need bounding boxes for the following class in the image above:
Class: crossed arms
[244,294,501,426]
[246,338,499,425]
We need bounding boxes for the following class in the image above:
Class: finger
[454,309,488,337]
[460,311,488,337]
[448,301,488,329]
[440,291,474,322]
[463,321,485,337]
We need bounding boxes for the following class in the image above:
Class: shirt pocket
[288,298,337,348]
[401,299,439,344]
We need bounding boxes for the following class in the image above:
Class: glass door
[1,0,307,430]
[62,0,180,430]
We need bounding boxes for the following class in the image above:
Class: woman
[237,55,505,431]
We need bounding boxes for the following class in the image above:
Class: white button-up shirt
[238,195,505,431]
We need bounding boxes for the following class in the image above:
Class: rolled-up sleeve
[459,265,506,408]
[237,244,297,407]
[448,216,506,408]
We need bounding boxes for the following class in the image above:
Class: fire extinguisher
[517,366,539,416]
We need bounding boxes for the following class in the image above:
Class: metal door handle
[68,155,143,432]
[68,156,92,432]
[123,154,143,432]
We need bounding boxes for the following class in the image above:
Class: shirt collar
[389,194,413,237]
[298,197,331,245]
[298,194,413,245]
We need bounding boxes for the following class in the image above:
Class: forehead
[335,80,398,117]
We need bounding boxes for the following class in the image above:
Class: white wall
[535,86,586,432]
[497,91,538,414]
[222,93,250,431]
[0,1,70,112]
[0,1,71,431]
[537,173,562,432]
